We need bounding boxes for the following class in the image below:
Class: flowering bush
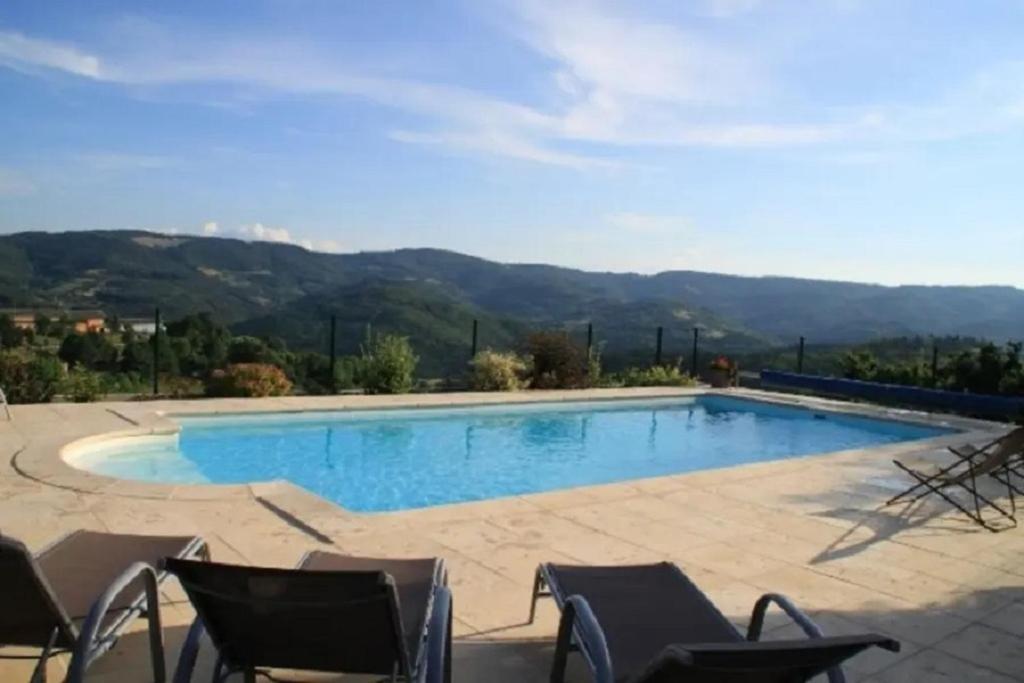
[709,355,735,371]
[470,349,529,391]
[526,331,589,389]
[206,363,293,397]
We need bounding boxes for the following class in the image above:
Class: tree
[164,313,230,375]
[58,331,117,370]
[34,314,52,338]
[0,315,24,349]
[120,336,179,376]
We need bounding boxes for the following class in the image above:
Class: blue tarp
[760,370,1024,419]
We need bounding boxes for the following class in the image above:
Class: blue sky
[1,1,1023,286]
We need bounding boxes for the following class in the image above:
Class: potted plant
[708,355,737,388]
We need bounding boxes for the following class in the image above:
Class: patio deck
[1,389,1022,682]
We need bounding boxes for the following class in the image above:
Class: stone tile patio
[1,389,1022,681]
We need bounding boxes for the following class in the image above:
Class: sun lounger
[887,428,1024,530]
[530,562,899,683]
[166,551,452,683]
[0,529,208,683]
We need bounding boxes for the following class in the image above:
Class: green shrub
[206,363,293,397]
[618,365,697,387]
[470,349,528,391]
[155,375,204,399]
[526,331,588,389]
[0,352,65,404]
[100,371,148,395]
[356,333,418,394]
[64,367,106,403]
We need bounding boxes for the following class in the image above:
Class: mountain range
[2,230,1022,374]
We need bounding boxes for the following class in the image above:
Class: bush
[526,331,588,389]
[290,352,358,395]
[64,367,106,402]
[618,365,697,387]
[155,375,204,399]
[206,363,293,398]
[470,349,528,391]
[0,352,65,404]
[356,333,418,394]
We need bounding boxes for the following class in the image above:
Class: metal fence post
[152,307,160,396]
[586,322,593,357]
[797,336,805,374]
[329,314,337,393]
[470,319,478,358]
[691,327,699,377]
[655,326,664,366]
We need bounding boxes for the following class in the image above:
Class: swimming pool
[74,396,951,512]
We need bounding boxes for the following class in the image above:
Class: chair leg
[888,455,974,506]
[900,466,994,529]
[29,628,59,683]
[549,600,577,683]
[529,566,547,624]
[957,475,1016,525]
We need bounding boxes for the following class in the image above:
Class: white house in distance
[121,318,158,335]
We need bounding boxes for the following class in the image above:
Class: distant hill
[1,230,1022,373]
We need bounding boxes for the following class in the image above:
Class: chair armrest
[747,593,844,683]
[747,593,823,641]
[421,585,453,683]
[66,561,166,683]
[551,595,614,683]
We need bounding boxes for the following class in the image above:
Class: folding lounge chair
[886,428,1024,531]
[166,551,453,683]
[0,529,208,683]
[951,428,1024,498]
[529,562,899,683]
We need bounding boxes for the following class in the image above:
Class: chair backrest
[949,429,1024,483]
[0,535,76,648]
[995,428,1024,457]
[165,558,410,677]
[633,636,899,683]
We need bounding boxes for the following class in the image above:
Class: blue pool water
[76,397,950,512]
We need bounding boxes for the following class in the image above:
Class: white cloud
[235,223,345,253]
[237,223,296,244]
[4,10,1024,169]
[315,239,344,253]
[516,1,761,106]
[0,30,101,78]
[388,129,617,170]
[201,221,219,235]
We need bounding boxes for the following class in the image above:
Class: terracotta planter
[707,367,734,388]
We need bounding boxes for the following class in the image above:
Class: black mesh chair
[0,530,208,683]
[166,551,452,683]
[530,562,899,683]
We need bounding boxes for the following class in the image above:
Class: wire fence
[3,307,1019,403]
